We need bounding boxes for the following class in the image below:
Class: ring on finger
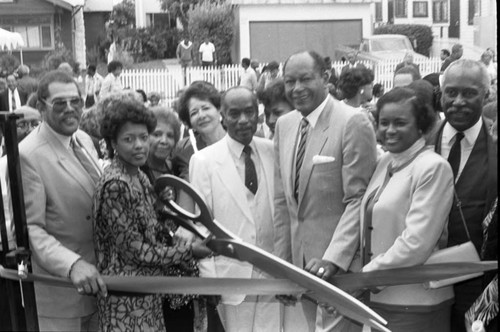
[318,267,325,274]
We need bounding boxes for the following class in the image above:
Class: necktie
[72,139,100,184]
[243,145,258,195]
[447,132,464,179]
[294,118,309,201]
[11,91,17,111]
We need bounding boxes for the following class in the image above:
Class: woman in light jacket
[360,87,454,332]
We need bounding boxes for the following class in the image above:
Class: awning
[0,28,24,51]
[44,0,85,10]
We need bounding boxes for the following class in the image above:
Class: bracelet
[68,257,82,279]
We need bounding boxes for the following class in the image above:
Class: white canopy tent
[0,28,25,65]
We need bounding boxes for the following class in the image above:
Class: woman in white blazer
[360,87,454,332]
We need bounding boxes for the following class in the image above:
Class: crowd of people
[0,44,497,332]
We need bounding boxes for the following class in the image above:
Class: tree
[109,0,136,33]
[188,0,234,64]
[158,0,196,29]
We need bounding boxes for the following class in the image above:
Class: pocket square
[312,155,335,165]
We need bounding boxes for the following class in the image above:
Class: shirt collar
[443,118,483,147]
[226,134,255,159]
[304,95,330,129]
[44,122,73,150]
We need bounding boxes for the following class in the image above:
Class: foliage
[120,26,180,62]
[374,24,434,57]
[158,0,199,29]
[0,54,20,76]
[110,0,135,31]
[86,45,102,66]
[42,45,76,71]
[188,0,234,65]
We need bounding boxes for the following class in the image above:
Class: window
[9,25,52,49]
[395,0,408,18]
[433,0,448,23]
[146,13,175,29]
[468,0,480,25]
[375,2,383,22]
[413,1,428,17]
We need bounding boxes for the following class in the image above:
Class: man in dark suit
[19,70,107,331]
[0,75,28,111]
[0,78,8,111]
[432,59,497,332]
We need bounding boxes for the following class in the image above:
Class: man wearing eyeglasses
[18,70,107,331]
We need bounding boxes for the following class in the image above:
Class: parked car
[335,34,428,62]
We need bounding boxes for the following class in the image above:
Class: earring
[360,89,365,95]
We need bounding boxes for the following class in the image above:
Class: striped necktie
[72,139,100,184]
[294,118,309,201]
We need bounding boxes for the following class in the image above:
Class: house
[0,0,85,68]
[374,0,496,51]
[231,0,374,63]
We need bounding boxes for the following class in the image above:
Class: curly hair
[375,87,435,134]
[178,81,221,128]
[150,106,182,144]
[99,93,157,158]
[338,67,374,100]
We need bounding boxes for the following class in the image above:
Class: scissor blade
[207,239,387,329]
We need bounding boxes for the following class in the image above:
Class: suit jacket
[273,95,377,271]
[189,135,274,305]
[0,88,28,111]
[19,123,101,318]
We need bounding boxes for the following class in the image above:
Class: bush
[374,24,433,57]
[86,45,102,66]
[42,45,76,71]
[0,54,20,76]
[123,26,180,62]
[188,0,234,65]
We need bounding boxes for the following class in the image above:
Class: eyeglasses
[17,120,41,130]
[42,97,83,112]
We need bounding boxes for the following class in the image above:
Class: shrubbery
[0,54,20,76]
[188,0,234,65]
[42,45,76,71]
[374,24,433,57]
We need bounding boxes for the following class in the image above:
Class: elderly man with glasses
[18,70,107,331]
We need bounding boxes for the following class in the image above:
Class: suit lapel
[298,98,332,204]
[214,138,254,223]
[41,124,95,198]
[283,112,302,203]
[255,139,274,209]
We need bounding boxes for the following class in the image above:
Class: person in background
[177,35,195,69]
[431,59,497,332]
[199,37,216,67]
[16,64,38,97]
[251,60,261,81]
[480,50,497,84]
[136,89,148,105]
[393,66,420,88]
[371,83,385,103]
[257,77,294,139]
[94,95,211,332]
[100,61,123,98]
[171,81,226,180]
[0,77,8,111]
[440,49,450,62]
[340,51,366,77]
[394,52,421,78]
[361,87,454,332]
[440,43,463,72]
[190,86,281,331]
[256,61,280,95]
[19,70,106,331]
[148,92,161,107]
[324,56,338,96]
[1,75,28,111]
[239,58,258,92]
[84,65,103,109]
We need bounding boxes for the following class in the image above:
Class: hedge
[374,24,433,57]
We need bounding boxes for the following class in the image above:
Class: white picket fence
[121,58,442,107]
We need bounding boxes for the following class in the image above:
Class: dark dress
[93,157,193,332]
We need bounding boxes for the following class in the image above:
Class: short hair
[338,67,375,99]
[372,83,384,97]
[221,86,258,113]
[178,81,221,128]
[408,79,435,112]
[283,51,327,77]
[148,91,161,100]
[150,106,182,144]
[242,58,251,67]
[136,89,147,103]
[87,64,96,73]
[257,77,292,114]
[107,60,123,73]
[267,61,279,71]
[17,65,30,77]
[99,94,157,159]
[443,59,490,93]
[37,70,80,101]
[376,87,435,134]
[451,44,463,53]
[441,49,450,57]
[394,66,421,81]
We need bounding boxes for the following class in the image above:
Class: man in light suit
[431,59,497,332]
[190,86,281,332]
[19,70,107,331]
[273,51,377,331]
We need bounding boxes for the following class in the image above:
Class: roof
[231,0,372,5]
[44,0,85,10]
[84,0,115,12]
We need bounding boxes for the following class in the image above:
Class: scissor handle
[154,175,230,239]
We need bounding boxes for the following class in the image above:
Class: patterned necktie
[72,139,100,184]
[294,118,309,201]
[243,145,258,195]
[447,132,465,179]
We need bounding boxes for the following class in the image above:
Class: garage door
[250,20,362,63]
